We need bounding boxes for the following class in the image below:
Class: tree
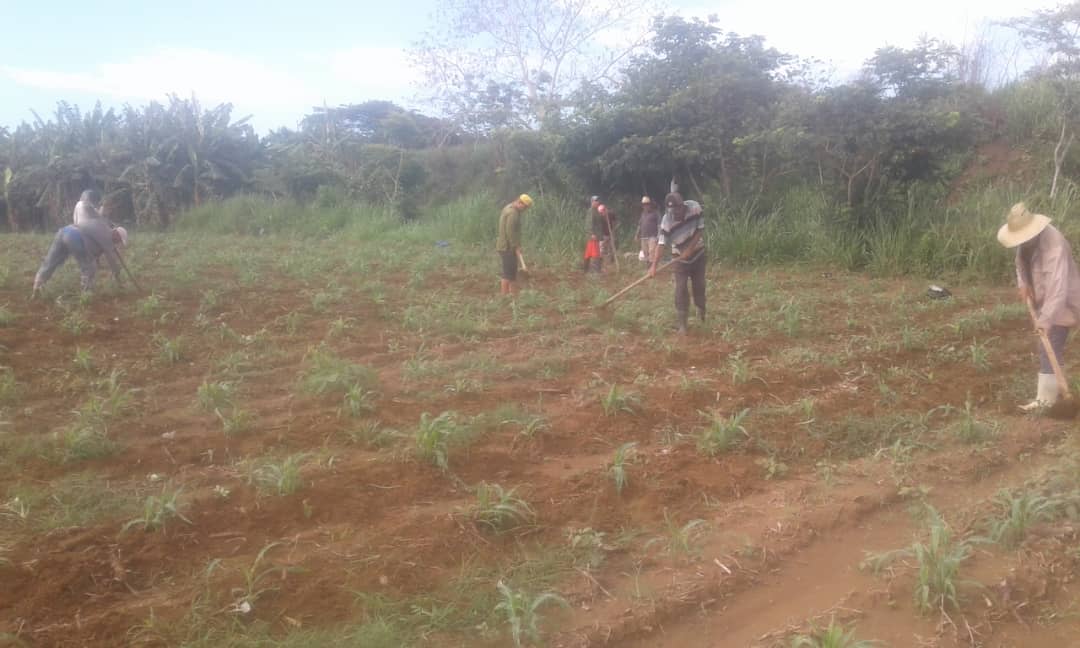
[1009,1,1080,198]
[413,0,653,127]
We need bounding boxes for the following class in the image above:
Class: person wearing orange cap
[584,196,612,273]
[496,193,533,296]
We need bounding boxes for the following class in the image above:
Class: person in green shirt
[496,194,534,295]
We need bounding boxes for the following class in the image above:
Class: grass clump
[472,482,535,532]
[697,408,750,456]
[250,454,307,496]
[414,411,473,471]
[790,619,881,648]
[599,383,640,417]
[123,485,191,533]
[494,580,568,648]
[609,442,637,495]
[299,345,378,396]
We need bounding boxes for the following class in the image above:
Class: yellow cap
[518,194,534,207]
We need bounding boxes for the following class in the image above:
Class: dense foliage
[2,7,1079,252]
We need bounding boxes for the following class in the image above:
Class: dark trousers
[673,253,706,315]
[1039,325,1069,373]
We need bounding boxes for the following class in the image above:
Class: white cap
[641,196,652,204]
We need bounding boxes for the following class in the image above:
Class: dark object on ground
[927,285,952,300]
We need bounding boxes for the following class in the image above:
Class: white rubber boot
[1020,373,1059,411]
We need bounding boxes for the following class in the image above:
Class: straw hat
[518,194,533,207]
[997,202,1050,248]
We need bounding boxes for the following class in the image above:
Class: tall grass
[170,177,1080,281]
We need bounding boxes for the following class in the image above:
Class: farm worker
[32,204,128,298]
[73,189,108,226]
[496,193,533,296]
[997,202,1080,410]
[637,196,660,266]
[649,192,706,335]
[584,196,612,273]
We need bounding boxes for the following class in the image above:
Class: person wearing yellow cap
[496,194,533,296]
[998,202,1080,410]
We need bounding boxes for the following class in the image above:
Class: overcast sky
[0,0,1062,133]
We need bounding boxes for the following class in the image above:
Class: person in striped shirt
[649,192,705,335]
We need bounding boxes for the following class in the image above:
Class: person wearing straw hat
[637,196,660,267]
[496,193,533,296]
[997,202,1080,410]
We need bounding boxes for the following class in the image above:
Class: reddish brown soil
[0,236,1078,647]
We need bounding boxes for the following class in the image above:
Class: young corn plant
[862,510,975,614]
[981,489,1059,548]
[153,333,186,365]
[599,383,640,417]
[135,292,165,319]
[609,442,638,495]
[727,351,756,385]
[196,380,234,412]
[789,619,881,648]
[494,580,568,648]
[697,408,750,456]
[123,485,191,533]
[0,304,15,327]
[472,482,535,532]
[340,384,378,418]
[646,508,708,559]
[72,346,94,373]
[216,408,253,437]
[299,345,378,396]
[0,367,19,405]
[60,308,93,335]
[206,542,306,614]
[251,454,307,496]
[414,411,464,471]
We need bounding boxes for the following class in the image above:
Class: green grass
[414,411,473,471]
[250,454,307,496]
[299,345,378,396]
[790,620,881,648]
[123,485,192,533]
[609,442,637,495]
[980,489,1060,548]
[599,383,640,417]
[697,408,750,456]
[494,580,569,648]
[472,483,535,533]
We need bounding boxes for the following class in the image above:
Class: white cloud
[4,49,312,106]
[677,0,1061,79]
[2,46,423,131]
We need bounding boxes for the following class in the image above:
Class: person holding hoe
[496,193,533,296]
[32,189,129,298]
[997,202,1080,412]
[649,192,706,335]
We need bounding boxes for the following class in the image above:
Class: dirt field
[2,233,1079,648]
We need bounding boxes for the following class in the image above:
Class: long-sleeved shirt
[496,203,522,253]
[75,217,122,280]
[1017,224,1080,329]
[658,200,705,264]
